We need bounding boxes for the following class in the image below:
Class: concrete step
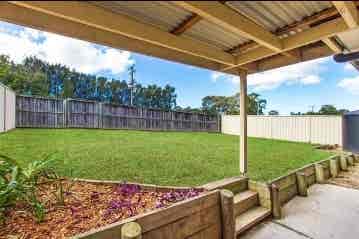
[235,206,271,236]
[234,190,259,216]
[202,176,248,194]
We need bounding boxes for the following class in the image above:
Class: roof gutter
[334,51,359,63]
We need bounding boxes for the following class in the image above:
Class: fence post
[121,222,141,239]
[347,155,354,166]
[315,164,325,184]
[54,97,58,128]
[340,155,348,171]
[349,154,357,164]
[220,189,235,239]
[330,157,339,177]
[217,114,221,133]
[354,154,359,163]
[63,99,68,128]
[296,172,308,197]
[271,184,281,219]
[98,102,103,129]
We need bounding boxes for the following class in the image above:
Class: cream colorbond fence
[0,83,16,133]
[222,115,343,145]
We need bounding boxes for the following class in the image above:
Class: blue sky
[0,21,358,115]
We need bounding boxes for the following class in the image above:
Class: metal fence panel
[222,115,342,145]
[0,83,16,133]
[5,88,16,131]
[0,86,4,132]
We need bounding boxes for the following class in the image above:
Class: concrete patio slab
[241,221,308,239]
[242,184,359,239]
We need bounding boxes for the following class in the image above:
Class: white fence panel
[248,116,272,138]
[310,116,342,145]
[5,88,16,131]
[0,83,16,133]
[271,117,310,142]
[0,86,4,133]
[222,115,342,145]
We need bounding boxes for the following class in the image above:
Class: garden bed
[1,180,203,239]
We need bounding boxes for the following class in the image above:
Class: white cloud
[211,72,222,82]
[338,76,359,94]
[300,75,321,85]
[0,23,133,75]
[211,58,328,91]
[344,63,356,71]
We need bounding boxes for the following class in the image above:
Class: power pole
[309,105,315,114]
[128,64,136,106]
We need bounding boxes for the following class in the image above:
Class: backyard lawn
[0,129,331,186]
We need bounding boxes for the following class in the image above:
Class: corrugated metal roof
[183,19,249,51]
[91,1,251,51]
[226,1,333,33]
[345,110,359,116]
[90,1,345,53]
[91,1,192,32]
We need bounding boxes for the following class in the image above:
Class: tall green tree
[247,93,267,115]
[318,105,341,115]
[201,92,267,115]
[0,55,11,81]
[0,54,178,110]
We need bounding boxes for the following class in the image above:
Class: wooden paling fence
[16,95,220,132]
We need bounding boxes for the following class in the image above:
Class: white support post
[240,71,248,175]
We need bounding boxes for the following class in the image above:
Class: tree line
[0,54,270,115]
[199,93,267,115]
[290,104,349,115]
[0,55,176,110]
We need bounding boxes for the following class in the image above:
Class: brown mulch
[0,180,203,239]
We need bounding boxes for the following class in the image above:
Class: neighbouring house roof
[345,110,359,115]
[0,1,358,75]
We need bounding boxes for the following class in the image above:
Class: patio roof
[1,1,358,75]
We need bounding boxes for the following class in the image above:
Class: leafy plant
[0,153,57,223]
[50,170,75,206]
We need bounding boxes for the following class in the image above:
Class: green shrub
[0,153,56,223]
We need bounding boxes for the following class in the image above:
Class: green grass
[0,129,331,186]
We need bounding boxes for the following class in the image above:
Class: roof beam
[0,2,236,74]
[229,6,341,55]
[237,43,333,74]
[332,1,359,28]
[9,1,235,66]
[223,16,350,70]
[322,37,343,53]
[283,18,347,50]
[174,1,283,52]
[171,14,201,35]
